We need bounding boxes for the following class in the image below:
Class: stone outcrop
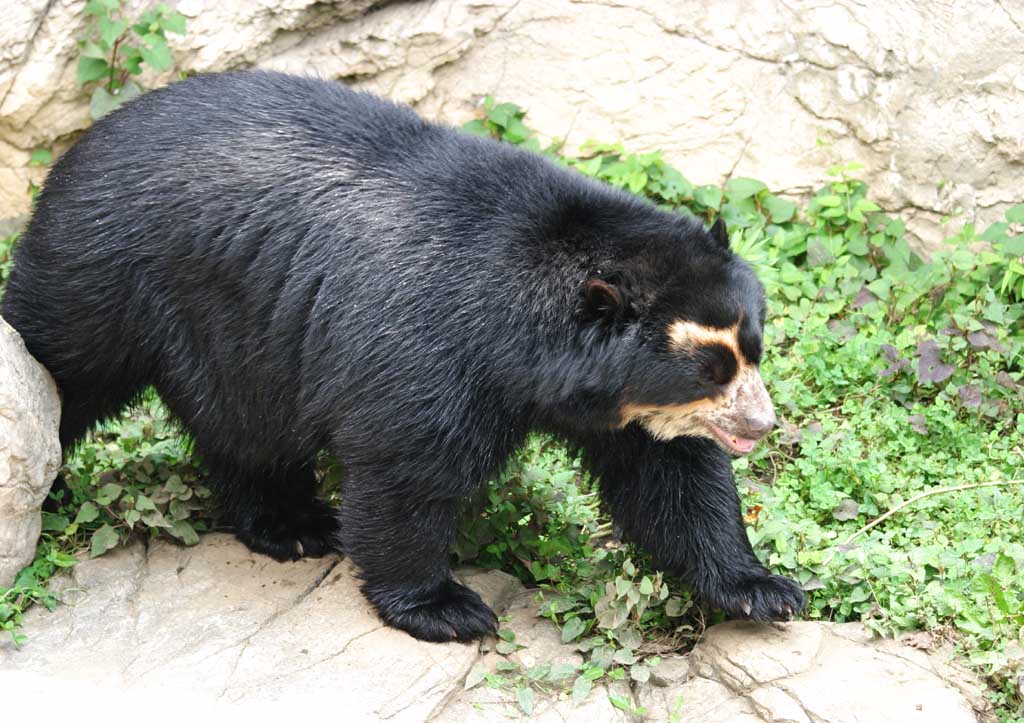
[0,316,61,588]
[0,534,989,722]
[1,0,1022,250]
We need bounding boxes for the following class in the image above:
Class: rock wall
[2,0,1022,249]
[0,316,61,588]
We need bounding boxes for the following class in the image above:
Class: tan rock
[0,316,61,588]
[0,534,523,719]
[0,535,990,723]
[1,0,1021,250]
[691,621,980,723]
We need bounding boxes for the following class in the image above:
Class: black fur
[1,71,803,641]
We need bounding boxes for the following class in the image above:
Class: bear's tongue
[708,424,757,455]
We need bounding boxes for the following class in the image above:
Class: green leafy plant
[0,233,16,289]
[52,393,210,558]
[76,0,186,119]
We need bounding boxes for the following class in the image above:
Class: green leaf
[99,16,127,46]
[515,687,534,715]
[694,185,722,210]
[165,474,188,494]
[464,664,487,690]
[46,551,78,568]
[141,509,172,528]
[461,119,489,137]
[169,520,200,545]
[138,34,173,72]
[95,483,124,505]
[638,576,654,595]
[763,195,796,223]
[89,86,122,120]
[725,177,767,201]
[818,194,843,208]
[572,675,593,702]
[495,640,518,655]
[547,663,578,681]
[502,118,532,144]
[77,56,109,86]
[90,524,120,558]
[40,512,69,532]
[28,148,52,166]
[74,501,100,525]
[629,665,650,683]
[85,0,120,16]
[608,693,631,711]
[120,46,143,75]
[561,615,586,643]
[854,198,880,213]
[612,648,637,665]
[158,10,187,35]
[980,222,1009,242]
[1006,203,1024,223]
[79,41,108,59]
[486,102,519,128]
[998,235,1024,256]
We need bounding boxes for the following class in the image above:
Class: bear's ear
[581,277,627,323]
[710,218,729,248]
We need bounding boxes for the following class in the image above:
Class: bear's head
[580,217,776,455]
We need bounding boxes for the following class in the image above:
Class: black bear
[2,71,804,642]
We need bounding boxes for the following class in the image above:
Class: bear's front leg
[583,428,805,621]
[339,480,498,642]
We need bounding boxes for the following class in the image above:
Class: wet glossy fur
[2,71,803,641]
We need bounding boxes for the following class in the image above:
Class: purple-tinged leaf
[832,499,860,521]
[827,319,857,340]
[916,339,955,384]
[966,330,1004,352]
[851,285,878,309]
[908,415,928,434]
[879,359,909,378]
[996,371,1019,389]
[957,384,982,407]
[878,344,909,378]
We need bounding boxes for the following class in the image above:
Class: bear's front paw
[366,578,498,643]
[712,573,806,622]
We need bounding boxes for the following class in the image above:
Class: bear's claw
[712,572,806,622]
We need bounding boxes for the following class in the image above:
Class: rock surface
[0,534,987,722]
[0,316,60,588]
[1,0,1022,249]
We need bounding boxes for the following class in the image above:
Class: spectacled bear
[1,71,804,642]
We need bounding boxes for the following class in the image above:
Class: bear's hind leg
[211,458,340,562]
[339,479,497,643]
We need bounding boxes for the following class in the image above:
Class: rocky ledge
[0,534,989,721]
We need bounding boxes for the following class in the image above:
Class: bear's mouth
[706,422,759,455]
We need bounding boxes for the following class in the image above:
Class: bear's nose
[743,410,777,440]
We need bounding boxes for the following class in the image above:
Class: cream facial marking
[618,317,776,453]
[666,319,742,361]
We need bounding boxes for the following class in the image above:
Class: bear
[1,70,804,642]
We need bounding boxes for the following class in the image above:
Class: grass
[2,98,1023,720]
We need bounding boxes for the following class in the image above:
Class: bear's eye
[695,343,738,386]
